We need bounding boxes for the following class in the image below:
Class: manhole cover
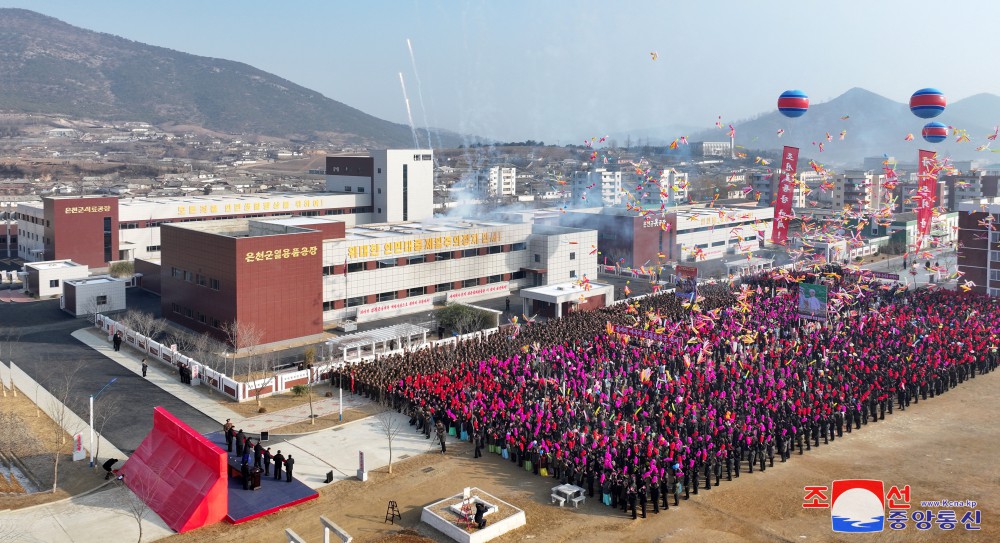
[422,467,435,473]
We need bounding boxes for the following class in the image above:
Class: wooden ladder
[384,500,401,524]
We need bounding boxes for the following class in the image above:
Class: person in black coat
[240,462,251,490]
[102,458,119,480]
[235,429,246,456]
[223,419,234,452]
[253,441,263,469]
[273,450,285,480]
[263,447,272,476]
[474,502,488,529]
[284,454,295,482]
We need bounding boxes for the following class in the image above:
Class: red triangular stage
[121,407,228,533]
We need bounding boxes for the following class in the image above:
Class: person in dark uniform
[223,419,234,452]
[235,429,246,456]
[638,479,648,518]
[113,332,122,352]
[649,477,660,514]
[253,440,263,469]
[474,502,488,529]
[284,454,294,482]
[240,462,251,490]
[627,481,638,519]
[263,447,272,476]
[273,450,285,480]
[473,428,482,458]
[141,358,148,378]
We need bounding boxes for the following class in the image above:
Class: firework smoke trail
[406,38,438,153]
[398,72,420,148]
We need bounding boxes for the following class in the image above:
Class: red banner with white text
[916,150,937,244]
[770,146,799,244]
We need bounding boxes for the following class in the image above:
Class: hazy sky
[2,1,998,143]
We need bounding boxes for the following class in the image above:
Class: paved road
[0,292,217,455]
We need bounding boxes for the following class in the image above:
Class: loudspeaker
[325,470,334,483]
[260,431,269,441]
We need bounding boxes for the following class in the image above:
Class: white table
[551,484,586,507]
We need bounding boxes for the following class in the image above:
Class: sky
[1,1,998,144]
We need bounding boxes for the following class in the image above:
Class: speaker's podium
[251,468,262,490]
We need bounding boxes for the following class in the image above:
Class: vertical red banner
[770,146,799,244]
[916,149,937,243]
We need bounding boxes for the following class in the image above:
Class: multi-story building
[697,141,733,158]
[2,201,19,259]
[897,172,949,214]
[15,149,433,269]
[571,168,623,206]
[155,215,597,345]
[831,170,888,212]
[751,171,806,209]
[636,169,689,207]
[957,197,1000,296]
[557,204,773,267]
[943,172,983,211]
[324,149,433,223]
[16,193,374,269]
[473,165,517,197]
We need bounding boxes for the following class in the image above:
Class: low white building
[520,280,614,319]
[23,260,89,298]
[61,275,127,317]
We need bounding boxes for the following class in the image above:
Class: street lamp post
[89,377,118,468]
[327,340,342,422]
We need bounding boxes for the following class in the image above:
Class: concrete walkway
[72,328,243,425]
[0,484,173,543]
[72,325,447,492]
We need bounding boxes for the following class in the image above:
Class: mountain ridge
[689,87,1000,166]
[0,8,462,148]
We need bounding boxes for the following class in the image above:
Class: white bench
[550,494,566,507]
[570,495,586,508]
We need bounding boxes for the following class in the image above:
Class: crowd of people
[331,266,999,518]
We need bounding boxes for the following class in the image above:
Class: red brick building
[160,219,340,345]
[957,198,1000,297]
[41,196,119,268]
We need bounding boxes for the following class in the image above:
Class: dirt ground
[0,387,109,509]
[163,369,999,543]
[219,384,383,434]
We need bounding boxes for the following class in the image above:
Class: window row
[170,303,222,328]
[120,207,374,230]
[323,243,528,276]
[322,272,525,311]
[170,267,221,290]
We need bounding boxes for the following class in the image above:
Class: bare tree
[119,310,166,342]
[374,410,404,474]
[46,363,85,492]
[114,475,153,543]
[220,320,263,379]
[92,394,121,469]
[247,351,276,407]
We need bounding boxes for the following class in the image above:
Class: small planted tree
[292,382,316,425]
[114,475,152,543]
[437,303,495,336]
[375,409,404,474]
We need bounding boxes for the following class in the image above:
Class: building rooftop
[65,275,122,286]
[26,260,84,270]
[343,218,518,241]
